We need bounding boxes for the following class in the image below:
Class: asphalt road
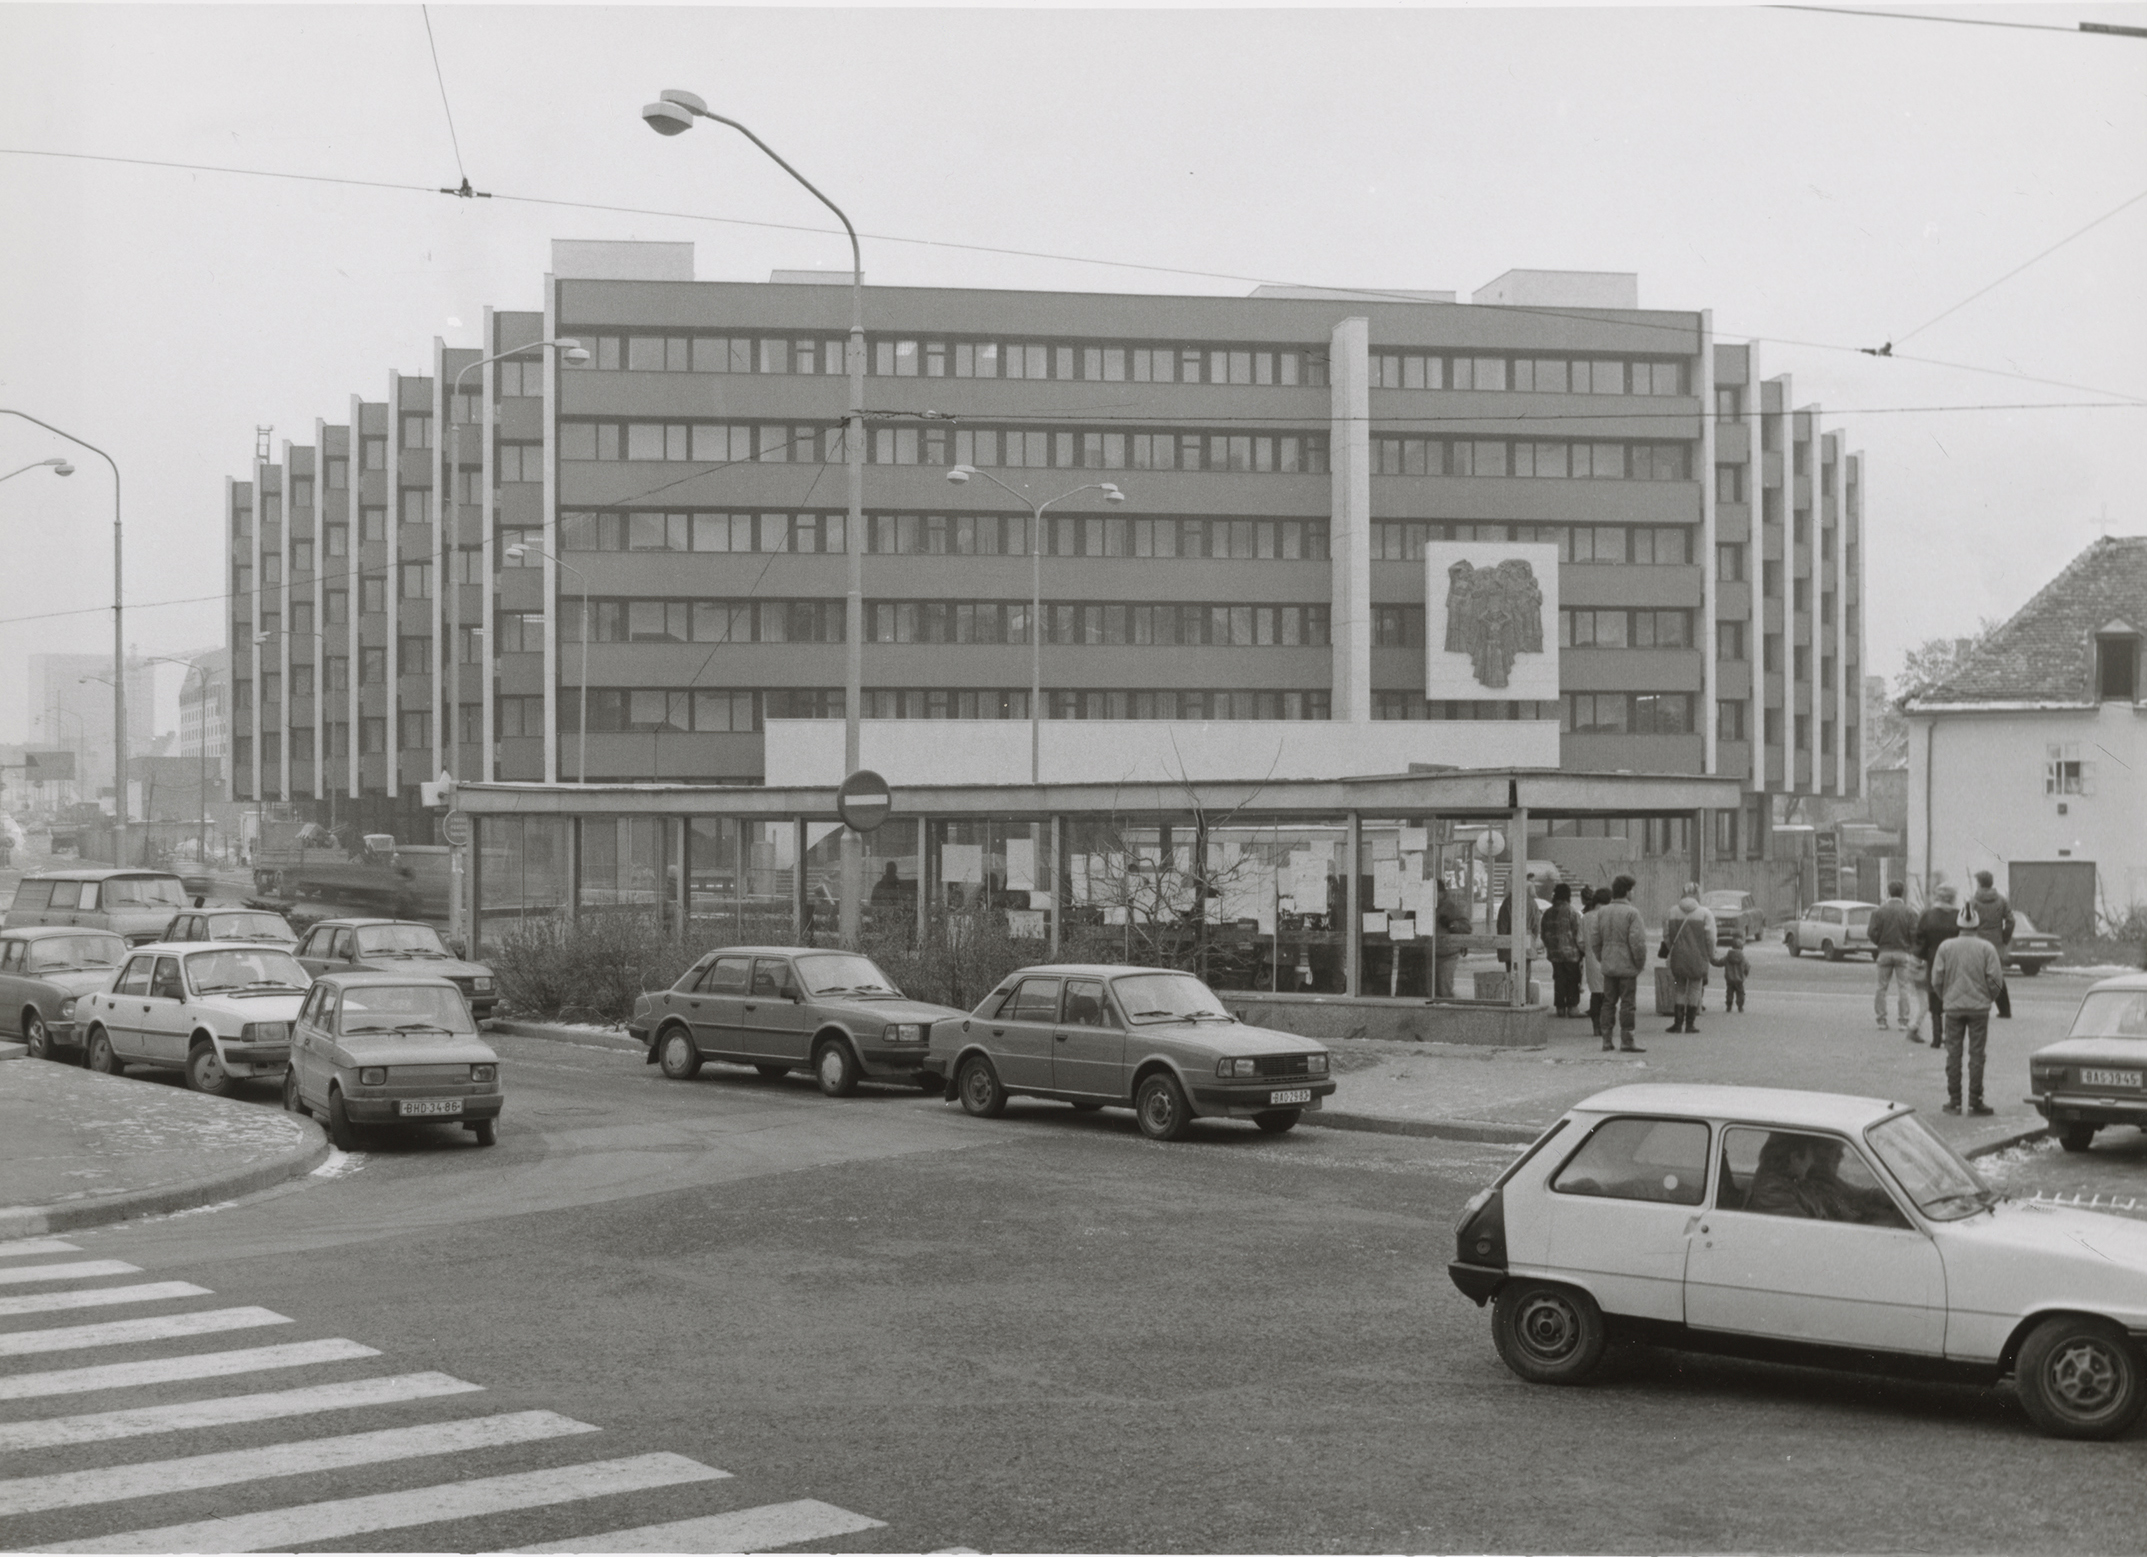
[9,1005,2147,1555]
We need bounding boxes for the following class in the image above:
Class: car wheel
[2017,962,2045,977]
[86,1028,121,1076]
[1822,939,1843,962]
[282,1068,306,1115]
[1786,934,1802,957]
[326,1088,361,1152]
[1253,1109,1301,1135]
[754,1063,791,1080]
[656,1025,702,1081]
[813,1038,861,1098]
[1134,1071,1194,1142]
[468,1118,497,1147]
[2016,1314,2146,1439]
[21,1011,50,1062]
[2059,1123,2098,1153]
[186,1041,235,1097]
[957,1054,1007,1118]
[1492,1280,1608,1385]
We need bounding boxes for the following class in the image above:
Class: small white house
[1904,536,2146,937]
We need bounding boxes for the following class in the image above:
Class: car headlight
[57,997,76,1018]
[1307,1052,1329,1075]
[471,1064,497,1082]
[881,1023,924,1043]
[241,1022,291,1044]
[359,1067,387,1085]
[1216,1057,1258,1078]
[473,977,493,993]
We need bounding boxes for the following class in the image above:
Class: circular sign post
[441,809,473,848]
[836,769,893,834]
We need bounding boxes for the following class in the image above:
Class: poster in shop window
[1422,543,1561,702]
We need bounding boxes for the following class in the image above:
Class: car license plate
[398,1098,465,1116]
[1269,1088,1313,1106]
[2078,1069,2141,1089]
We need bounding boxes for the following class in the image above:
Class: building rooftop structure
[1909,536,2147,709]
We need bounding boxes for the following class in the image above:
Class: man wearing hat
[1913,884,1964,1051]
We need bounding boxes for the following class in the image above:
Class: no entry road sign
[837,769,893,833]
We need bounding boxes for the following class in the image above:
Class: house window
[2045,744,2092,795]
[2097,634,2139,701]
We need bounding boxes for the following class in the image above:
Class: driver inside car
[1745,1132,1899,1224]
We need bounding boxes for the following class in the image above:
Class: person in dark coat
[1914,884,1962,1051]
[1541,884,1583,1017]
[1964,869,2015,1019]
[1433,883,1473,999]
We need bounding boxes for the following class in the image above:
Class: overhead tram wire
[1894,184,2147,346]
[419,7,486,200]
[1770,6,2147,38]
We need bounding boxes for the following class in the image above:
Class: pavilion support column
[1692,807,1707,890]
[1048,816,1062,958]
[671,818,689,941]
[1510,804,1529,1010]
[565,817,581,928]
[1345,811,1362,997]
[793,819,809,942]
[916,816,929,947]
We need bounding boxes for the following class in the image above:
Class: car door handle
[991,1027,1005,1037]
[1054,1031,1069,1043]
[743,1003,757,1012]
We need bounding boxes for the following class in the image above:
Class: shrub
[493,911,699,1025]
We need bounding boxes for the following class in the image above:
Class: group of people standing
[1533,877,1746,1054]
[1866,871,2013,1115]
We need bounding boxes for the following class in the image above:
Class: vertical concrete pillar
[1698,311,1718,778]
[540,275,560,786]
[1509,806,1529,1008]
[1344,811,1362,997]
[672,817,689,941]
[916,816,929,947]
[385,370,402,801]
[1048,816,1063,958]
[1328,317,1373,726]
[792,818,808,941]
[565,816,581,926]
[347,394,364,807]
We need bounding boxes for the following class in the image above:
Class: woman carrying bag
[1660,894,1721,1034]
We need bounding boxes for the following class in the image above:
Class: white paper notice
[1390,915,1418,941]
[1362,911,1389,936]
[1372,863,1405,909]
[1005,837,1036,891]
[1400,827,1430,853]
[941,843,984,885]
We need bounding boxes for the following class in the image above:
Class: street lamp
[503,544,590,784]
[445,338,587,784]
[4,411,125,865]
[642,87,870,948]
[945,466,1125,783]
[0,457,72,484]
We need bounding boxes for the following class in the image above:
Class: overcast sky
[2,1,2142,746]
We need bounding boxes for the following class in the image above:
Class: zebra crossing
[0,1235,889,1553]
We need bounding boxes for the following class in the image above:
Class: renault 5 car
[2026,971,2147,1153]
[925,964,1336,1140]
[77,940,311,1094]
[284,970,503,1149]
[1449,1083,2147,1438]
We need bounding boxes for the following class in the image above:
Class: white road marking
[27,1452,732,1553]
[0,1338,379,1401]
[0,1370,485,1451]
[0,1281,213,1319]
[0,1260,141,1287]
[507,1498,886,1553]
[0,1240,82,1260]
[0,1409,598,1516]
[0,1306,288,1358]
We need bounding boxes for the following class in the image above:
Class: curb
[0,1042,24,1063]
[0,1117,332,1242]
[489,1019,643,1055]
[1962,1122,2052,1159]
[1306,1110,1543,1146]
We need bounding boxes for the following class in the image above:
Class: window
[1794,645,1810,682]
[1718,1127,1909,1226]
[400,563,432,600]
[324,591,348,626]
[1793,577,1810,613]
[399,490,428,526]
[1717,543,1745,583]
[360,717,385,754]
[399,636,431,671]
[401,415,432,450]
[1716,386,1742,422]
[399,710,431,749]
[496,696,546,739]
[495,359,544,397]
[2045,743,2093,795]
[1718,700,1747,741]
[360,647,386,684]
[1716,621,1746,661]
[497,443,543,483]
[325,523,348,559]
[1715,463,1745,504]
[1795,714,1810,751]
[2098,635,2139,701]
[1552,1117,1709,1206]
[1762,561,1782,598]
[325,458,348,490]
[362,437,386,471]
[360,507,386,545]
[360,576,385,615]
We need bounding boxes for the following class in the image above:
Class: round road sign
[836,769,893,833]
[441,809,473,848]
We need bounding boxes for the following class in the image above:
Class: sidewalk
[1314,998,2055,1158]
[0,1052,327,1238]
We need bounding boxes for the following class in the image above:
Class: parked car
[2004,911,2062,977]
[0,927,127,1063]
[1785,899,1878,960]
[1450,1082,2147,1439]
[631,946,964,1097]
[925,964,1337,1141]
[292,918,496,1022]
[1701,889,1767,945]
[160,907,299,948]
[77,941,310,1094]
[2026,971,2147,1154]
[4,868,194,947]
[284,971,502,1149]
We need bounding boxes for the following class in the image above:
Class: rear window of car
[47,882,81,910]
[698,957,751,996]
[1008,978,1062,1022]
[1551,1116,1710,1206]
[2069,990,2147,1040]
[11,881,52,910]
[1848,907,1873,928]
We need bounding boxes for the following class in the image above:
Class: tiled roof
[1914,536,2147,706]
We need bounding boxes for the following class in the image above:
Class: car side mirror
[192,896,205,908]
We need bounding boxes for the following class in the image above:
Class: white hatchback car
[1785,899,1878,960]
[1450,1083,2147,1438]
[79,941,311,1095]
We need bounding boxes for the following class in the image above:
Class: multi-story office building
[225,244,1862,863]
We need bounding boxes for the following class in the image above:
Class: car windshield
[354,924,449,957]
[24,934,125,972]
[338,984,475,1035]
[2067,990,2147,1040]
[213,914,295,942]
[793,953,898,997]
[1113,972,1235,1023]
[187,949,311,994]
[100,876,187,908]
[1866,1113,1995,1220]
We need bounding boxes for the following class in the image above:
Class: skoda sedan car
[285,971,502,1149]
[78,941,310,1094]
[2027,972,2147,1153]
[925,964,1336,1140]
[1450,1083,2147,1438]
[0,927,128,1063]
[294,918,497,1022]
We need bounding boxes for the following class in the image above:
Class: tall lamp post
[3,410,125,868]
[1,457,73,485]
[944,467,1125,783]
[444,338,587,784]
[503,545,590,784]
[641,88,870,948]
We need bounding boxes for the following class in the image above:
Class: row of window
[1369,353,1688,397]
[555,600,845,646]
[557,509,1333,561]
[1561,692,1699,735]
[1371,437,1690,482]
[1362,607,1693,651]
[1369,522,1695,566]
[527,686,1336,733]
[563,332,1332,387]
[523,598,1337,649]
[1369,696,1556,721]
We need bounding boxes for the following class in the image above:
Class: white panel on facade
[1422,542,1561,702]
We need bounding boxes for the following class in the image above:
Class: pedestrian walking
[1541,883,1583,1017]
[1579,886,1606,1032]
[1868,881,1925,1039]
[1659,894,1718,1033]
[1963,869,2016,1020]
[1915,884,1962,1052]
[1584,874,1649,1054]
[1721,933,1750,1011]
[1433,881,1473,999]
[1931,927,2006,1115]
